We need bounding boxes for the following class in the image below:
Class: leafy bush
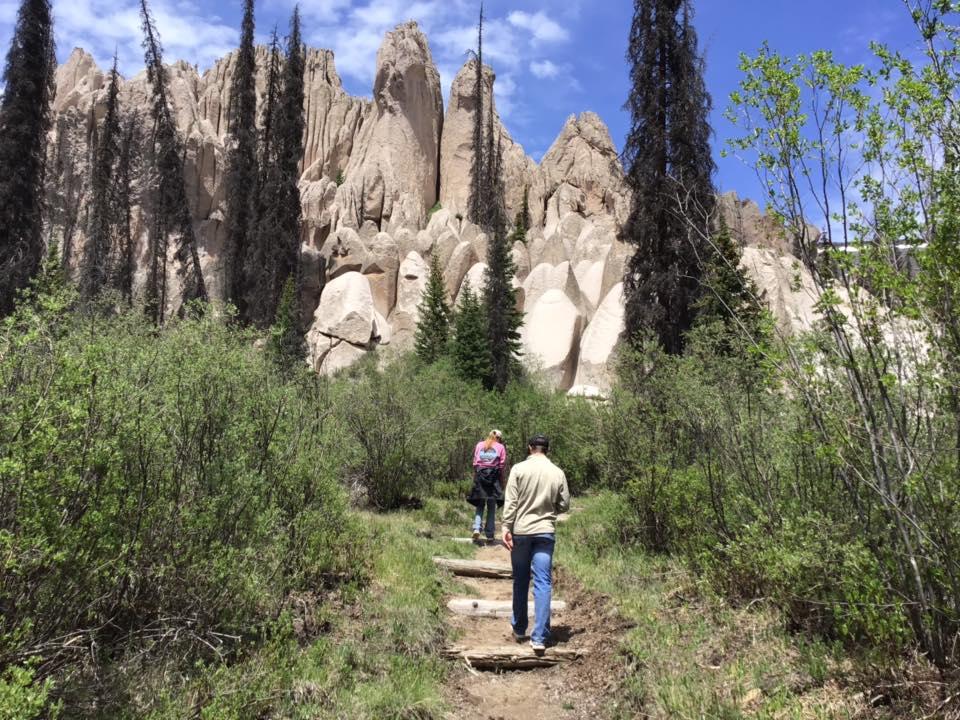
[0,289,362,703]
[593,326,924,652]
[0,664,58,720]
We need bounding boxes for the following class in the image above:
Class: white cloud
[507,10,569,45]
[0,0,577,141]
[530,59,558,79]
[47,0,236,77]
[292,0,353,23]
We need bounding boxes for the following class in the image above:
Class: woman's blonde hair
[483,429,501,451]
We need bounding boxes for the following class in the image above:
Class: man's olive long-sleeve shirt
[502,453,571,536]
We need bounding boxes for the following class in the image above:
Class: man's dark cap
[528,434,550,450]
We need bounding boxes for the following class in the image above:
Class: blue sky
[0,0,923,203]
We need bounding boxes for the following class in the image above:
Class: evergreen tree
[621,0,716,354]
[695,215,768,348]
[140,0,207,323]
[274,7,305,301]
[0,0,56,316]
[258,29,281,184]
[223,0,258,319]
[47,113,86,274]
[508,188,530,244]
[82,54,122,300]
[248,10,305,329]
[486,112,507,238]
[268,276,306,372]
[483,203,523,391]
[415,252,452,364]
[467,2,486,229]
[113,113,142,303]
[452,280,492,383]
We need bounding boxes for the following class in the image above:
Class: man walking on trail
[502,435,570,652]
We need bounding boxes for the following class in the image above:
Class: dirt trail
[442,541,626,720]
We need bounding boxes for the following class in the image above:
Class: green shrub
[0,664,58,720]
[0,296,360,698]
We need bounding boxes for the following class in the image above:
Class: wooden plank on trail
[448,538,506,547]
[444,645,583,669]
[447,598,566,618]
[433,557,512,579]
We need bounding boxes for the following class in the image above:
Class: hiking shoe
[512,631,528,642]
[485,536,496,545]
[530,639,546,652]
[471,530,480,542]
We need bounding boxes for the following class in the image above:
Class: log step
[444,645,583,669]
[433,557,512,579]
[448,538,506,547]
[447,598,566,618]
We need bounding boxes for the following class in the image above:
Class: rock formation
[45,21,826,396]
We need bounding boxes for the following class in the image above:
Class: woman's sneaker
[530,639,546,652]
[472,530,480,541]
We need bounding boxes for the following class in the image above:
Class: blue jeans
[473,499,496,538]
[510,534,555,645]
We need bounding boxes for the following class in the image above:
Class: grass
[101,507,470,720]
[559,492,872,720]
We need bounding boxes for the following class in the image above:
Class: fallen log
[444,645,583,669]
[447,598,566,618]
[433,557,512,579]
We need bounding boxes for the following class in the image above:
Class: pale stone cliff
[46,20,817,394]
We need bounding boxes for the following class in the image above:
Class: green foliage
[562,496,867,719]
[335,169,345,186]
[414,253,451,364]
[426,200,441,217]
[695,216,772,354]
[450,280,491,385]
[268,276,305,373]
[482,227,522,392]
[721,10,960,666]
[0,664,59,720]
[0,292,360,706]
[593,328,918,649]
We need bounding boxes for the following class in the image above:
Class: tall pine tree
[621,0,716,354]
[247,10,305,329]
[223,0,258,319]
[140,0,207,322]
[415,252,452,364]
[274,7,305,305]
[0,0,56,316]
[483,133,522,392]
[113,113,142,303]
[461,5,520,391]
[467,2,486,229]
[82,54,122,300]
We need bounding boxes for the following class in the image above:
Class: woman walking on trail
[468,429,506,543]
